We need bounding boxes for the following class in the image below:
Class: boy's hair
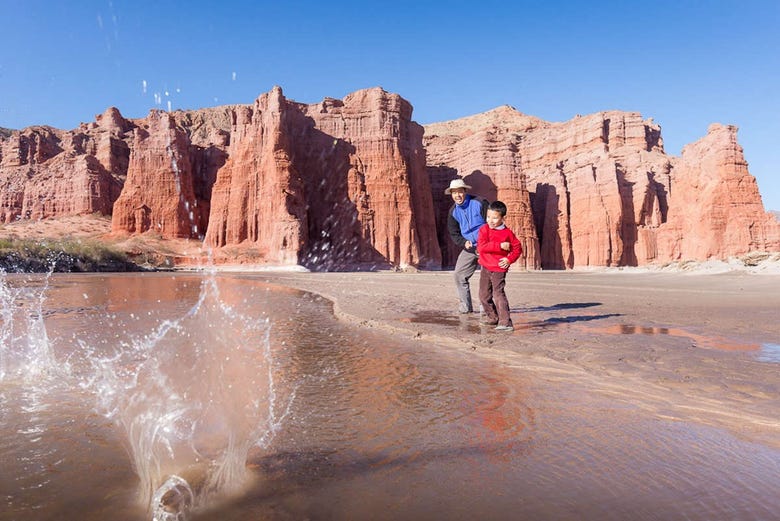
[488,200,507,216]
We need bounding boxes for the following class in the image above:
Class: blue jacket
[447,195,489,251]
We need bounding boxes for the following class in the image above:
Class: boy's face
[450,188,467,205]
[486,209,505,229]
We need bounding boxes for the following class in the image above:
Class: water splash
[152,475,194,521]
[84,275,290,517]
[0,271,63,383]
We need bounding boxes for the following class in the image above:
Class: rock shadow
[530,182,572,269]
[428,165,461,268]
[463,170,497,203]
[191,144,228,238]
[287,112,391,272]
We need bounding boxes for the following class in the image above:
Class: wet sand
[244,269,780,449]
[3,270,778,519]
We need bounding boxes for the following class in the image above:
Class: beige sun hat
[444,178,472,194]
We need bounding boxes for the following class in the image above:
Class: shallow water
[579,324,780,363]
[1,273,779,520]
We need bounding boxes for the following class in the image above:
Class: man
[445,178,489,313]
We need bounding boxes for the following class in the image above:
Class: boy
[476,201,522,331]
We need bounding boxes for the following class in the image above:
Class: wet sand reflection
[579,323,780,362]
[402,303,778,362]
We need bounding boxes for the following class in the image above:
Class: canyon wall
[0,88,776,269]
[0,109,127,223]
[655,124,780,260]
[203,86,440,269]
[425,108,778,268]
[0,87,440,270]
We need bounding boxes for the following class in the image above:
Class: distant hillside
[772,210,780,220]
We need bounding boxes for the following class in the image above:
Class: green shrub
[0,238,142,272]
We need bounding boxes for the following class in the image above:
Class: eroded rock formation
[0,88,776,270]
[203,86,440,269]
[0,111,126,223]
[657,124,780,260]
[0,87,441,270]
[425,109,778,268]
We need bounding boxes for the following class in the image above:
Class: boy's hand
[465,240,473,250]
[499,257,510,269]
[500,241,510,251]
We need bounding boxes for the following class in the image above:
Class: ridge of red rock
[0,89,776,270]
[203,86,440,269]
[425,108,778,268]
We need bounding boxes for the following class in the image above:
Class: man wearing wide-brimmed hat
[445,178,490,313]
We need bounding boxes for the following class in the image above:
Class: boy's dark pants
[479,268,512,327]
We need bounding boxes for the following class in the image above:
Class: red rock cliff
[0,109,127,223]
[656,124,780,259]
[204,86,441,270]
[425,108,776,268]
[1,90,775,269]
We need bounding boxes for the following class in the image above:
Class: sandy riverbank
[239,269,780,449]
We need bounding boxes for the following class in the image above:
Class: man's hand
[464,240,473,250]
[498,257,510,269]
[500,241,510,251]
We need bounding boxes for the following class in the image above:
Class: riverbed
[1,271,778,520]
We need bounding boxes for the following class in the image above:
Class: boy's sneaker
[480,319,498,325]
[494,325,514,332]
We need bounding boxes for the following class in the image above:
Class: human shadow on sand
[510,302,623,331]
[517,313,624,332]
[512,302,602,313]
[537,313,622,325]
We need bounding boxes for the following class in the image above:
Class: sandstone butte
[0,86,777,270]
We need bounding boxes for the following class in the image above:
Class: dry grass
[0,237,139,272]
[0,215,208,272]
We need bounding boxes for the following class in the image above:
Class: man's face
[450,188,467,205]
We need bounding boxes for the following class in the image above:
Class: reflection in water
[582,323,779,362]
[402,310,481,333]
[1,274,779,521]
[402,294,778,364]
[757,343,780,363]
[402,307,625,336]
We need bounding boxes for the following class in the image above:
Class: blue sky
[1,1,778,210]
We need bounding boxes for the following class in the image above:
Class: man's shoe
[494,325,514,332]
[480,319,498,325]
